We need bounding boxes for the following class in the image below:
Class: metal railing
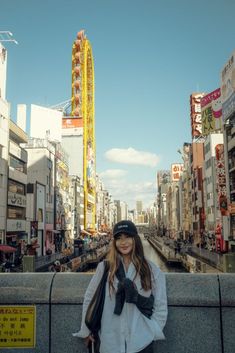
[35,253,65,270]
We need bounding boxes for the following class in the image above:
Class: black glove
[136,293,154,319]
[123,278,139,303]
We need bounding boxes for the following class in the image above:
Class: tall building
[0,43,9,244]
[178,143,192,240]
[203,133,224,233]
[62,30,96,230]
[221,51,235,252]
[24,138,56,256]
[136,200,143,214]
[156,170,170,235]
[190,93,206,243]
[7,120,28,257]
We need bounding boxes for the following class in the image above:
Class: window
[8,179,25,195]
[46,211,53,224]
[47,158,52,170]
[0,174,3,188]
[7,206,25,219]
[9,155,27,174]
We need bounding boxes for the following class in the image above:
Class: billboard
[215,144,227,216]
[221,51,235,121]
[201,88,222,135]
[62,117,83,129]
[171,164,183,182]
[190,93,205,139]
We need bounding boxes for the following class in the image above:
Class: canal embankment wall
[0,273,234,353]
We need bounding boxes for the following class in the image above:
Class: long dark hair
[106,235,152,292]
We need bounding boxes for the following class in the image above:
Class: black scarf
[113,261,154,319]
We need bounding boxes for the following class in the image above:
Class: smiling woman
[73,220,168,353]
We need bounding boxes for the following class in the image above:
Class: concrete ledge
[166,273,220,306]
[0,273,234,353]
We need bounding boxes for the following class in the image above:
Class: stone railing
[0,273,234,353]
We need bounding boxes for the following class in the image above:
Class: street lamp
[0,31,18,45]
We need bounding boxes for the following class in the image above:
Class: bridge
[0,273,234,353]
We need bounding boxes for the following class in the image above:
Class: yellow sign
[0,306,36,348]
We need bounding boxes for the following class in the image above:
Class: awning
[0,245,17,253]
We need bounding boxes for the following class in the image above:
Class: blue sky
[1,0,235,209]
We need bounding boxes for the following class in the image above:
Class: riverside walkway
[0,272,234,353]
[145,233,225,273]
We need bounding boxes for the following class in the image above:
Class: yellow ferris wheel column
[71,31,96,231]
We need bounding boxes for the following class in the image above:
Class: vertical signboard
[215,144,227,215]
[171,164,184,182]
[201,88,222,135]
[190,93,205,140]
[221,51,235,121]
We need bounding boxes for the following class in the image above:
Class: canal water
[141,234,187,273]
[87,235,186,273]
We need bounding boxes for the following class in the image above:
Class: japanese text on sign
[0,306,36,348]
[171,163,184,182]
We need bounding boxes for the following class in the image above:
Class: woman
[74,220,168,353]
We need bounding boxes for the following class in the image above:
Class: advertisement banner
[62,117,83,129]
[215,144,227,216]
[201,88,222,135]
[171,164,183,182]
[221,51,235,121]
[190,93,204,139]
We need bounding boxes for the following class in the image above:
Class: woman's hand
[84,334,95,347]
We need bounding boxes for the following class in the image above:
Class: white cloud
[99,172,156,208]
[99,169,127,179]
[105,147,160,167]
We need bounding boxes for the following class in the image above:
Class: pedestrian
[53,260,61,272]
[4,258,12,273]
[73,220,168,353]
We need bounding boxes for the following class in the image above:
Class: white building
[61,118,83,179]
[23,138,56,256]
[30,104,62,142]
[7,120,28,256]
[120,201,128,220]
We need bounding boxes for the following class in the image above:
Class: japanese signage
[0,306,36,348]
[8,192,26,208]
[215,144,227,215]
[190,93,205,139]
[6,220,26,232]
[221,51,235,121]
[171,164,183,182]
[201,88,222,135]
[62,117,83,129]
